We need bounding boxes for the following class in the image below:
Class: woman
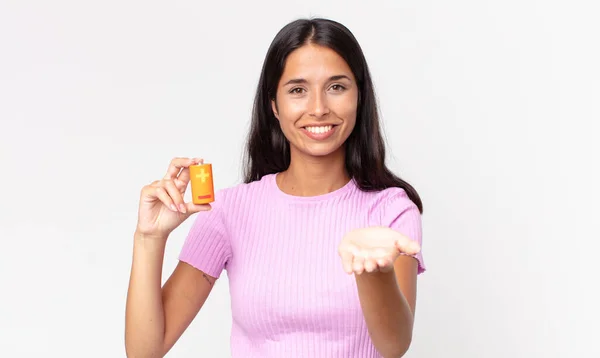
[126,18,425,358]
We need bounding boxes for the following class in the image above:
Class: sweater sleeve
[380,189,426,274]
[178,195,232,279]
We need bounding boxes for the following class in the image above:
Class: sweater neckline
[268,173,356,203]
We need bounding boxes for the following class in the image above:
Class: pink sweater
[179,173,425,357]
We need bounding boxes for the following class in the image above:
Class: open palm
[338,227,420,275]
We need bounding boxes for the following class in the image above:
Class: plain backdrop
[1,0,598,357]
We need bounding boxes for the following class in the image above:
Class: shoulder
[360,186,418,218]
[354,185,421,232]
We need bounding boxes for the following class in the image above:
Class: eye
[330,84,346,91]
[289,87,305,94]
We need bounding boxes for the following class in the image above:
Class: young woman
[126,18,425,358]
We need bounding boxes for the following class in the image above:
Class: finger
[153,186,178,212]
[395,238,421,255]
[163,179,186,213]
[164,157,201,180]
[140,183,158,203]
[176,157,203,186]
[352,255,365,275]
[184,202,212,214]
[338,250,354,274]
[377,258,394,273]
[377,257,390,268]
[364,258,378,273]
[174,168,190,192]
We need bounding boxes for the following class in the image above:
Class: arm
[355,254,418,358]
[125,232,216,358]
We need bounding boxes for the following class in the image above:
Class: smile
[301,125,337,140]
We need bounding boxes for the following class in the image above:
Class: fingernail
[179,204,186,213]
[170,204,177,212]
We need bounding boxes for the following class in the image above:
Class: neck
[277,147,350,197]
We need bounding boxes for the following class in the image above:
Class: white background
[1,0,598,357]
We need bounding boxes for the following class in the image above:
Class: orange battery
[189,163,215,205]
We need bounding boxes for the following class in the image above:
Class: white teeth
[305,125,333,134]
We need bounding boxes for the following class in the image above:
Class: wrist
[355,268,396,282]
[134,231,168,245]
[131,231,168,269]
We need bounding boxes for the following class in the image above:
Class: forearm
[125,232,168,358]
[355,271,414,358]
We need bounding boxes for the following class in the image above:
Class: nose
[308,91,330,118]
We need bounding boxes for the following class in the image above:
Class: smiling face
[271,44,359,159]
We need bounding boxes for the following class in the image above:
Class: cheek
[332,90,358,113]
[276,102,305,127]
[332,97,358,124]
[280,101,305,116]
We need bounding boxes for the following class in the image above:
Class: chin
[298,143,345,158]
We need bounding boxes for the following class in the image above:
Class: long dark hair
[242,18,423,213]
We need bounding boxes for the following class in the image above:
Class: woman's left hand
[338,227,421,275]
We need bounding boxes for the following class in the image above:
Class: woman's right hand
[135,157,212,240]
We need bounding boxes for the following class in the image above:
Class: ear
[271,99,279,120]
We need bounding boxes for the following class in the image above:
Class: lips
[301,124,337,140]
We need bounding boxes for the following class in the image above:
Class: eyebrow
[282,75,352,86]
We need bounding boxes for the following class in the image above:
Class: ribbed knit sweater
[179,173,425,357]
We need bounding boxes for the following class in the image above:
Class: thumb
[395,238,421,255]
[184,202,212,215]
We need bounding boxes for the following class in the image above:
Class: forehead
[280,44,354,81]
